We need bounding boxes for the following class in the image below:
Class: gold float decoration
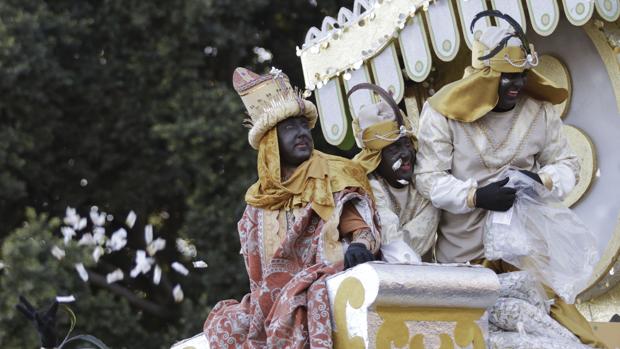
[332,277,365,349]
[536,55,572,118]
[375,306,486,349]
[562,125,597,208]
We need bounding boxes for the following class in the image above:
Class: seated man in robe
[415,12,605,347]
[203,67,380,349]
[350,84,439,261]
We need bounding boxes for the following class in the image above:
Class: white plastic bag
[483,168,600,303]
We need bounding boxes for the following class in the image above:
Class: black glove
[475,177,516,212]
[519,169,542,184]
[344,243,374,269]
[16,296,59,348]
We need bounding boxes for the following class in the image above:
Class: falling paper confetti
[76,217,87,231]
[93,227,106,245]
[75,263,89,282]
[125,211,137,228]
[130,250,154,278]
[106,269,124,284]
[64,207,80,227]
[172,284,184,303]
[147,238,166,256]
[78,233,95,246]
[153,265,162,285]
[51,246,66,260]
[61,227,76,246]
[391,158,402,171]
[176,239,197,258]
[56,295,76,303]
[90,209,106,226]
[0,261,5,270]
[144,225,153,244]
[192,260,208,269]
[92,246,104,263]
[171,262,189,276]
[107,228,127,251]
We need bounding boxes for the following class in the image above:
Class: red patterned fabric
[204,190,377,348]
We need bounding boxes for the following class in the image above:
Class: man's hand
[519,169,542,184]
[475,177,516,212]
[344,243,374,269]
[16,296,59,348]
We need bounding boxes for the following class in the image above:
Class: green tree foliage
[0,0,349,347]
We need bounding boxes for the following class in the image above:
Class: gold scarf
[429,42,568,123]
[245,128,372,221]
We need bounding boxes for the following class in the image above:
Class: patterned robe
[204,190,379,348]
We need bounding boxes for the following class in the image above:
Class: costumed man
[415,11,606,348]
[350,83,439,261]
[204,67,381,348]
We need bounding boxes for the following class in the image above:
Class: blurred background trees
[0,0,348,347]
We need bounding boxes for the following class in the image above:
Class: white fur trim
[248,99,317,149]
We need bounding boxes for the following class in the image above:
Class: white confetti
[61,226,76,245]
[171,262,189,276]
[107,228,127,251]
[125,211,137,228]
[147,238,166,256]
[144,224,153,244]
[90,209,106,226]
[130,250,154,278]
[172,284,184,303]
[76,217,87,231]
[64,207,80,227]
[93,227,106,245]
[78,233,95,246]
[176,238,197,258]
[56,295,76,303]
[0,261,5,270]
[51,246,66,260]
[192,260,208,269]
[153,265,162,285]
[92,246,104,263]
[391,158,402,171]
[106,269,124,284]
[75,263,89,282]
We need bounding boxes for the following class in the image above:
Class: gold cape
[245,128,372,221]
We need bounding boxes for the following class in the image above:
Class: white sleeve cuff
[429,176,477,214]
[539,164,576,199]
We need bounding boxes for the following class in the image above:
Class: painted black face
[495,71,528,111]
[276,116,314,168]
[375,137,415,188]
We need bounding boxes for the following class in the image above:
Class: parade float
[172,0,620,348]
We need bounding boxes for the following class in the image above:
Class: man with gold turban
[350,83,439,261]
[203,67,380,348]
[415,12,605,347]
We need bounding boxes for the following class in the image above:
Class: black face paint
[276,116,314,168]
[494,71,528,112]
[375,137,415,188]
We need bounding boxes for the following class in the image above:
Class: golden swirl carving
[332,277,366,349]
[375,306,486,349]
[563,125,597,207]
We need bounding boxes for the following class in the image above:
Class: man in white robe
[350,84,439,261]
[415,17,605,347]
